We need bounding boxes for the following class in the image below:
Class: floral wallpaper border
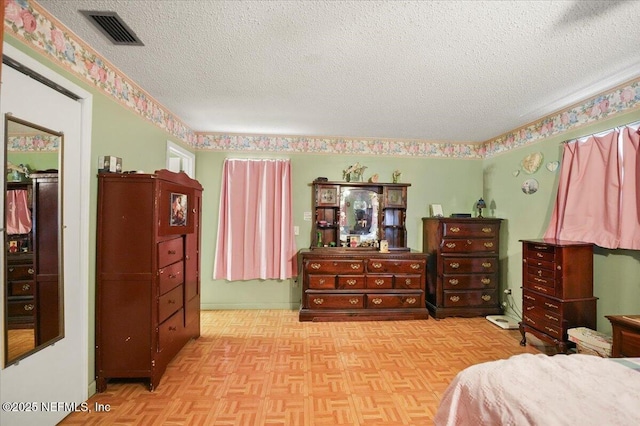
[5,0,640,159]
[7,134,59,151]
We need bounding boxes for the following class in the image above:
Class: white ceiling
[36,0,640,143]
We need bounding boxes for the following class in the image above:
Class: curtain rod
[561,119,640,144]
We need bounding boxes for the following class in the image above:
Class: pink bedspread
[434,353,640,426]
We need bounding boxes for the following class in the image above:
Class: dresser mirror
[3,114,63,367]
[339,187,379,244]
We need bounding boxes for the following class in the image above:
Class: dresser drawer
[159,260,184,294]
[366,293,422,309]
[337,275,365,289]
[394,274,422,289]
[305,259,364,274]
[366,275,393,289]
[7,299,36,317]
[158,284,184,323]
[8,280,35,296]
[526,249,556,262]
[442,257,497,273]
[443,222,498,238]
[527,265,555,279]
[523,302,563,325]
[308,275,336,289]
[524,274,556,295]
[158,237,184,268]
[522,290,562,315]
[442,290,498,308]
[619,329,640,357]
[441,238,497,253]
[523,312,564,340]
[525,242,557,256]
[442,274,496,289]
[367,259,425,274]
[307,294,364,309]
[158,308,183,352]
[7,264,35,280]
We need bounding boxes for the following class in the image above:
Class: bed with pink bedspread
[434,353,640,426]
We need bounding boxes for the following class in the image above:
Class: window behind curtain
[213,159,297,280]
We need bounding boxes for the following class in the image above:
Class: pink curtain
[544,131,621,248]
[213,159,297,280]
[545,124,640,249]
[619,125,640,249]
[6,189,32,235]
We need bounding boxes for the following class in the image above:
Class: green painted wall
[483,109,640,334]
[196,151,483,309]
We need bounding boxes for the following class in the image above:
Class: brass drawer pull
[405,297,417,304]
[449,296,460,302]
[537,270,543,276]
[524,294,536,301]
[526,305,535,311]
[446,243,456,248]
[350,264,360,270]
[449,279,459,285]
[346,279,357,286]
[536,253,543,258]
[450,227,460,233]
[318,278,325,285]
[545,327,559,336]
[24,304,35,311]
[22,283,31,291]
[410,263,420,269]
[449,262,460,269]
[544,302,559,309]
[8,267,14,272]
[371,262,382,269]
[533,245,548,250]
[168,250,176,255]
[533,285,548,293]
[371,298,383,305]
[524,315,535,325]
[545,314,559,322]
[374,279,385,286]
[404,278,412,285]
[483,242,494,248]
[482,262,491,268]
[482,227,492,233]
[481,278,491,285]
[28,268,34,274]
[534,277,547,283]
[349,298,359,305]
[310,263,321,269]
[481,295,491,301]
[313,298,324,305]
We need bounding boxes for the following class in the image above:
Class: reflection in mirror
[339,188,379,245]
[4,114,63,367]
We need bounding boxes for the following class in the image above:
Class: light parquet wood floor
[60,310,540,425]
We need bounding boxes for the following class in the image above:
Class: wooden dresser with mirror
[299,180,429,321]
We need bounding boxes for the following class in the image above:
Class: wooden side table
[606,315,640,357]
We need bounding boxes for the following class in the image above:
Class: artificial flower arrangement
[343,162,368,182]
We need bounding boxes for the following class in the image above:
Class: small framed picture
[170,192,188,226]
[384,187,406,208]
[430,204,444,217]
[317,185,339,206]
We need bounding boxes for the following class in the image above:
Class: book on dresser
[95,169,203,391]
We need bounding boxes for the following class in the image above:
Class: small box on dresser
[519,239,597,354]
[422,217,503,318]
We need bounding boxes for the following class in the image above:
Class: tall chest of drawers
[96,170,203,391]
[519,239,596,353]
[6,254,35,329]
[298,250,429,321]
[422,218,503,318]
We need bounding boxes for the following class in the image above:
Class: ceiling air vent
[80,10,144,46]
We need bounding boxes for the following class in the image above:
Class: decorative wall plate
[546,161,559,172]
[521,152,544,174]
[521,178,539,195]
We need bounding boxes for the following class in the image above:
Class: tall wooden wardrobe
[95,170,202,391]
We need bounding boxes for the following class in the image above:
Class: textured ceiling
[36,0,640,142]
